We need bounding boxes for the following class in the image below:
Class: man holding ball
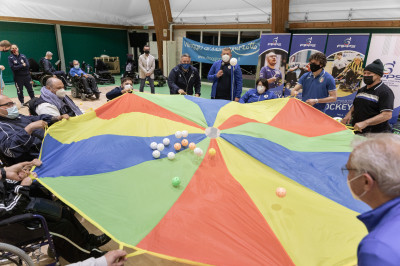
[207,48,243,101]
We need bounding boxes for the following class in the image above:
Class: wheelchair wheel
[95,92,100,100]
[71,87,79,98]
[81,93,86,101]
[39,75,51,86]
[0,243,35,266]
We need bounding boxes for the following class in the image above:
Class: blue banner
[258,34,291,97]
[286,34,327,98]
[324,34,370,118]
[182,37,260,65]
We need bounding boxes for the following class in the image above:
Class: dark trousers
[345,69,360,85]
[213,95,231,100]
[14,75,34,104]
[139,77,155,94]
[81,76,99,94]
[54,71,68,86]
[332,67,345,78]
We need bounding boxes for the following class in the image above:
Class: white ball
[150,142,157,150]
[157,143,165,151]
[230,57,238,66]
[175,131,182,138]
[181,130,188,138]
[194,147,203,156]
[152,150,160,159]
[333,117,342,122]
[167,152,175,160]
[163,138,170,146]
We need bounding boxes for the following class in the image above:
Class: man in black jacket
[40,51,71,87]
[8,44,35,105]
[168,54,201,96]
[0,95,69,166]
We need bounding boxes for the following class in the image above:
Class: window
[220,31,238,46]
[240,31,260,43]
[202,31,218,45]
[186,31,201,42]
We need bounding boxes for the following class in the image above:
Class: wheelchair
[153,68,167,87]
[28,58,53,87]
[121,54,139,84]
[93,59,115,85]
[68,62,100,101]
[0,213,59,265]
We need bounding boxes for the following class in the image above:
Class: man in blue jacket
[106,77,133,101]
[345,134,400,265]
[8,44,35,105]
[168,54,201,96]
[69,60,100,96]
[207,48,242,101]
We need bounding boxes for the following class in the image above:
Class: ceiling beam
[0,15,130,30]
[271,0,289,33]
[290,20,400,29]
[148,0,171,70]
[173,23,271,30]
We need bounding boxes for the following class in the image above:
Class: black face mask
[363,76,374,85]
[144,50,150,54]
[310,63,322,72]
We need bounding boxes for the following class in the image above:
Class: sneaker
[89,248,106,258]
[87,234,111,248]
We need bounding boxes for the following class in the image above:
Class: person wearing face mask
[344,134,400,265]
[0,40,12,92]
[207,47,243,101]
[33,77,82,117]
[7,44,35,105]
[138,45,155,94]
[341,59,394,134]
[40,51,72,87]
[0,94,69,165]
[239,78,277,103]
[168,54,201,96]
[291,52,337,112]
[259,52,282,89]
[106,77,134,101]
[69,60,100,98]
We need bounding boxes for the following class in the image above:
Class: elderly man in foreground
[345,134,400,265]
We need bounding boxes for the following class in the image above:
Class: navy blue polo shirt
[298,69,336,111]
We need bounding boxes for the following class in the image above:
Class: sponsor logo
[383,61,400,80]
[267,37,282,47]
[336,37,356,49]
[300,37,316,48]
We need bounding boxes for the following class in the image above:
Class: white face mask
[222,54,230,63]
[257,86,266,94]
[124,84,132,90]
[56,89,66,99]
[347,173,368,200]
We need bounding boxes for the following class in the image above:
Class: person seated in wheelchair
[336,55,363,92]
[0,160,112,262]
[32,77,82,117]
[40,51,72,87]
[106,77,133,101]
[70,60,101,98]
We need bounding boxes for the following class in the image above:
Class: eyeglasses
[0,102,16,107]
[341,165,357,177]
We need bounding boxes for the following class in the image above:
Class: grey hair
[350,133,400,197]
[45,77,59,88]
[267,52,277,58]
[181,53,190,59]
[46,51,53,56]
[73,60,79,64]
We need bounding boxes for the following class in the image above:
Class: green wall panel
[61,26,128,74]
[0,21,59,83]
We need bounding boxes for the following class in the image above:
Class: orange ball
[181,139,188,147]
[189,142,196,150]
[275,187,286,198]
[174,143,182,151]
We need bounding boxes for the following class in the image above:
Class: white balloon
[181,130,188,138]
[157,143,165,151]
[152,150,161,159]
[194,147,203,156]
[167,152,175,160]
[163,138,170,146]
[230,57,238,66]
[150,142,157,150]
[175,131,182,138]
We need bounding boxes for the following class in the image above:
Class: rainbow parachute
[35,93,369,265]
